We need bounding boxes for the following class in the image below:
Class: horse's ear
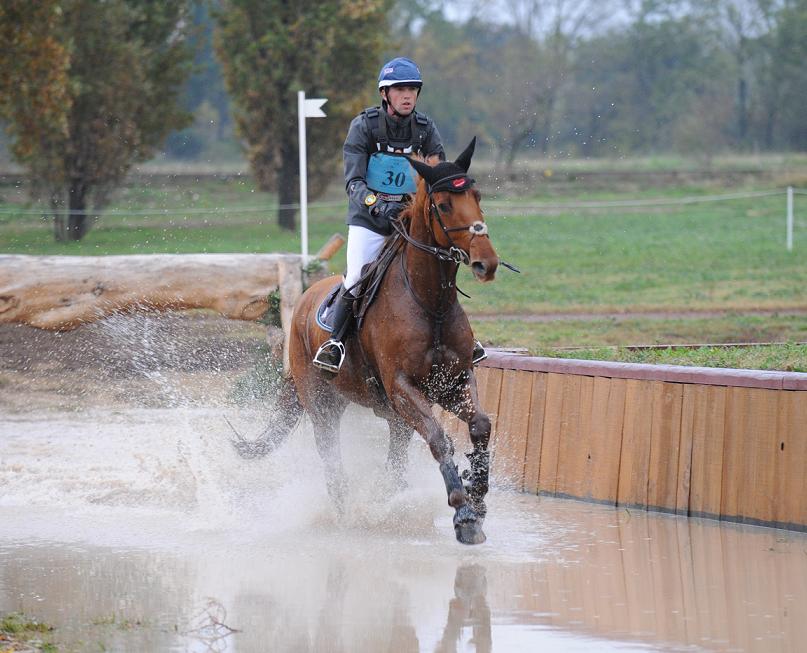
[408,157,437,184]
[455,137,476,172]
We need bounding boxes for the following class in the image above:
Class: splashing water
[2,314,806,653]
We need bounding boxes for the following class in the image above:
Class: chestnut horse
[236,139,498,544]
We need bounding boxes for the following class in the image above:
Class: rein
[391,186,489,365]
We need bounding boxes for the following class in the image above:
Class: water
[1,315,805,652]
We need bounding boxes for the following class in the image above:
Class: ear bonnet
[408,137,476,193]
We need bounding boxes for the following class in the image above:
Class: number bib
[365,152,417,194]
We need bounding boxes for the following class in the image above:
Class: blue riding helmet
[377,57,423,90]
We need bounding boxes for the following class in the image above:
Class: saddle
[315,227,406,334]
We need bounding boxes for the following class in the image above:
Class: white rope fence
[0,201,345,215]
[484,189,784,212]
[0,188,795,214]
[0,186,802,250]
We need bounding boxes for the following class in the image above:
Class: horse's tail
[231,376,304,459]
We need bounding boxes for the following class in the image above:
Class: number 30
[384,170,405,187]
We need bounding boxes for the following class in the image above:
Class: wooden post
[277,255,303,373]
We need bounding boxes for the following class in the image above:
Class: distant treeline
[2,0,805,237]
[175,0,807,164]
[399,0,807,161]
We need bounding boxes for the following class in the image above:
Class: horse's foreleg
[441,372,491,520]
[385,417,413,489]
[389,372,484,544]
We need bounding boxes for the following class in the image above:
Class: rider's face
[383,86,418,116]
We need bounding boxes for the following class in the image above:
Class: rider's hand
[370,200,402,221]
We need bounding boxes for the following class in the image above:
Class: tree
[214,0,389,231]
[0,2,70,170]
[0,0,194,242]
[752,0,807,149]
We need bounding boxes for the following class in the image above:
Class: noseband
[391,180,489,266]
[429,200,489,265]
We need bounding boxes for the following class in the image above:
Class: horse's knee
[427,429,455,463]
[469,412,490,448]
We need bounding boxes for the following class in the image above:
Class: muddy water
[1,317,806,652]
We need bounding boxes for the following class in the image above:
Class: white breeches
[344,225,387,291]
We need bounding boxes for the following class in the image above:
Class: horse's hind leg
[440,371,491,521]
[233,377,303,459]
[309,402,349,517]
[385,417,413,489]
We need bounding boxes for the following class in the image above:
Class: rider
[313,56,486,373]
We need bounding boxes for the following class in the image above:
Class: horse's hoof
[453,505,486,545]
[455,520,486,545]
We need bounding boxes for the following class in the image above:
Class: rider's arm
[343,114,372,209]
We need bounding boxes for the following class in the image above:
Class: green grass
[473,314,807,370]
[2,167,806,370]
[535,343,807,372]
[1,612,57,652]
[472,314,807,349]
[457,192,806,315]
[3,181,804,315]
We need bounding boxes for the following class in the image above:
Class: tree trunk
[277,123,299,232]
[765,105,776,150]
[737,77,747,145]
[0,253,305,331]
[540,95,556,156]
[52,192,68,242]
[66,180,88,241]
[54,214,68,242]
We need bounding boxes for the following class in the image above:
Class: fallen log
[0,254,304,332]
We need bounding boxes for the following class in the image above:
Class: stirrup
[472,340,487,365]
[313,339,346,373]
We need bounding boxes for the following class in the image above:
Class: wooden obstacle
[441,352,807,531]
[0,253,307,369]
[0,253,307,329]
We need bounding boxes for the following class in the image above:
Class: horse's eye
[438,202,451,213]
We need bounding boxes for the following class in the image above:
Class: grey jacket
[344,107,444,235]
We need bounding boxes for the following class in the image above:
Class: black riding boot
[313,286,355,373]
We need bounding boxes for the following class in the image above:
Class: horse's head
[408,138,498,282]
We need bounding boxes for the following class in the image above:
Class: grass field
[2,161,806,370]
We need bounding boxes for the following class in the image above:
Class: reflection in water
[183,599,240,653]
[1,400,806,652]
[436,565,491,653]
[1,497,806,652]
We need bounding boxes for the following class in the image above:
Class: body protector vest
[363,107,429,200]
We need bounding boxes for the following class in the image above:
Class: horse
[235,138,498,544]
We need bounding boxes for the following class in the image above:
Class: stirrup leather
[313,339,346,373]
[472,340,487,365]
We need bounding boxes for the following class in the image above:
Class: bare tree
[489,0,617,162]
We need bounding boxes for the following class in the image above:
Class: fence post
[787,186,793,251]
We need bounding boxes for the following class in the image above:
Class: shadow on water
[1,314,806,652]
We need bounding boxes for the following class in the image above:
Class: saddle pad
[315,282,342,333]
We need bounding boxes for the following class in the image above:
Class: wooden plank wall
[441,355,807,531]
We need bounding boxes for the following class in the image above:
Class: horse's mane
[399,154,439,227]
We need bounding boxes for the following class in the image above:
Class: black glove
[370,200,403,222]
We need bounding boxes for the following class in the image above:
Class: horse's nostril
[471,262,486,276]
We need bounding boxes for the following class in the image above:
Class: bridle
[389,177,491,366]
[391,177,489,266]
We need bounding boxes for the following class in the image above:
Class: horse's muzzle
[471,258,497,282]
